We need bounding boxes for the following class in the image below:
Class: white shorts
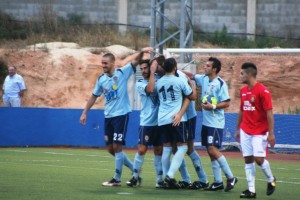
[240,128,268,157]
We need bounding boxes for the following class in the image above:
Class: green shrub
[194,26,298,48]
[0,11,28,40]
[288,106,300,114]
[0,58,8,87]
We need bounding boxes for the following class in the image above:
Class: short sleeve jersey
[240,82,273,135]
[177,70,197,119]
[194,74,230,128]
[156,74,193,126]
[93,63,134,118]
[136,77,159,126]
[3,74,26,97]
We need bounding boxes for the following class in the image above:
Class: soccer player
[157,58,197,189]
[126,59,164,188]
[235,62,276,198]
[177,70,209,190]
[155,56,205,189]
[182,57,238,192]
[79,47,153,187]
[154,56,193,188]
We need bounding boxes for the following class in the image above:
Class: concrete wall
[256,0,300,38]
[0,0,118,23]
[0,0,299,38]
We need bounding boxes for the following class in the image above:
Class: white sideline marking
[117,192,133,195]
[6,150,28,153]
[5,149,110,158]
[0,161,110,171]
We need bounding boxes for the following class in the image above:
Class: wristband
[212,105,216,110]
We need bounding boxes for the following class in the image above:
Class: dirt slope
[1,44,299,113]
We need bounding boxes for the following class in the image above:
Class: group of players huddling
[80,47,276,199]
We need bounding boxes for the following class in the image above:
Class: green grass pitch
[0,147,299,200]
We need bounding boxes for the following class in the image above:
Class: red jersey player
[235,62,276,199]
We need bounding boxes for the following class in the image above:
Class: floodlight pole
[150,0,194,62]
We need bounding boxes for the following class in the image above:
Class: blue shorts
[201,125,223,148]
[187,116,196,140]
[138,126,162,147]
[104,114,129,145]
[160,122,188,144]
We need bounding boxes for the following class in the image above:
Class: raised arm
[145,60,157,93]
[180,70,195,80]
[131,47,154,68]
[187,78,197,100]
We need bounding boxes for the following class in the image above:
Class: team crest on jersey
[210,85,215,91]
[112,84,118,90]
[144,135,149,142]
[250,95,256,103]
[113,76,119,82]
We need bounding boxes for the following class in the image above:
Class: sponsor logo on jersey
[243,100,255,111]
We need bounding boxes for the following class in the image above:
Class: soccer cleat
[102,178,121,187]
[240,189,256,198]
[178,180,190,189]
[206,182,224,191]
[225,177,238,192]
[266,176,276,196]
[164,175,180,189]
[126,176,142,187]
[188,181,209,190]
[137,176,142,186]
[155,180,165,188]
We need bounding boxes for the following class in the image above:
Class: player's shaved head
[103,53,115,62]
[163,58,177,73]
[241,62,257,78]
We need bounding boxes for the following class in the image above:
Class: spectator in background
[2,66,26,107]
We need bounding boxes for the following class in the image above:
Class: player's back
[156,75,191,126]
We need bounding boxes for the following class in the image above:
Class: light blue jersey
[177,70,197,119]
[156,75,193,126]
[93,63,134,118]
[136,78,159,126]
[194,74,230,128]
